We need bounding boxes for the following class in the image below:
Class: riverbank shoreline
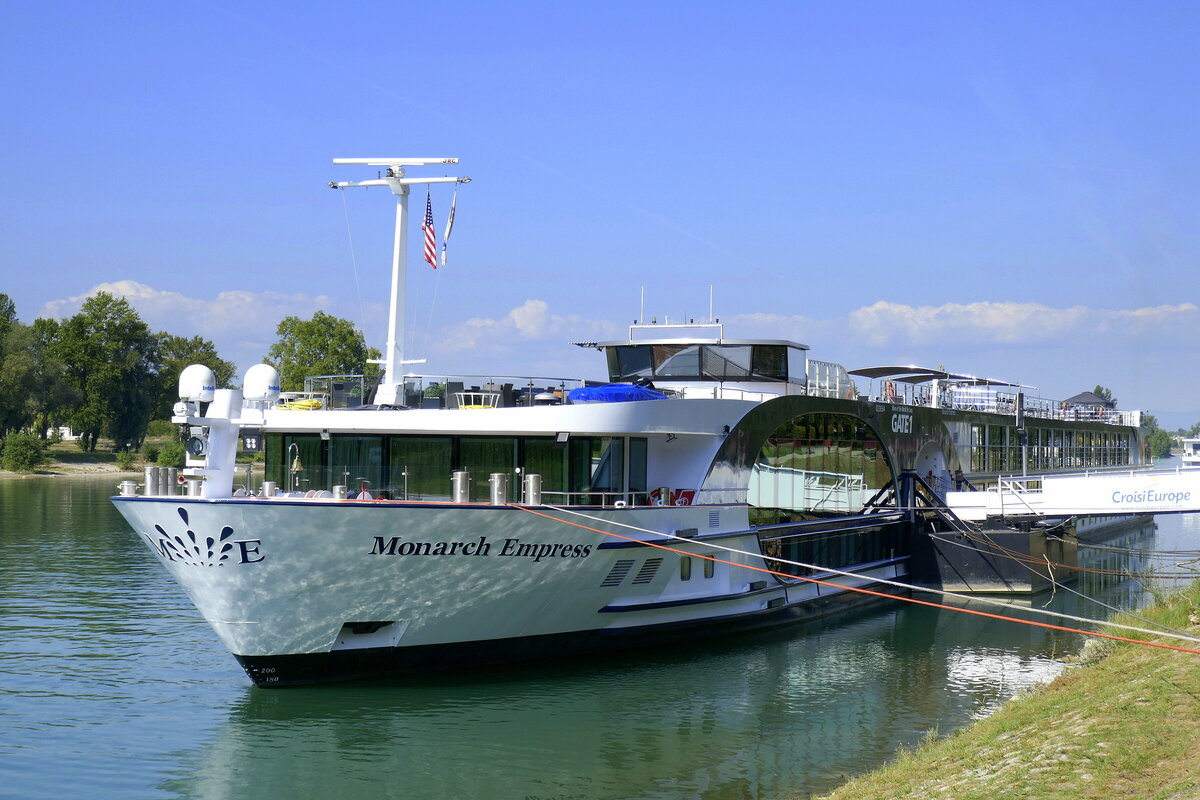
[0,461,139,479]
[817,580,1200,800]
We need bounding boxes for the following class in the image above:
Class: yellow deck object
[278,398,324,410]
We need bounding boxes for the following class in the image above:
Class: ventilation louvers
[632,557,663,585]
[600,559,635,587]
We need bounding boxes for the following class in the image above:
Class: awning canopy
[847,365,1036,389]
[1062,390,1115,408]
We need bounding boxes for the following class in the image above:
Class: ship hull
[113,495,907,686]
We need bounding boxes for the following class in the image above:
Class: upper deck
[279,323,1141,436]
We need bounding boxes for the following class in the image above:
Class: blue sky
[2,1,1198,425]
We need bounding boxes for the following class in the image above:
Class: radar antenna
[329,158,471,406]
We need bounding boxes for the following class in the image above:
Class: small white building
[1182,437,1200,468]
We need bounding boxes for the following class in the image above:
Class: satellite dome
[243,364,282,403]
[178,364,217,403]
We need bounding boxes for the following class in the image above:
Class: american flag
[422,190,437,269]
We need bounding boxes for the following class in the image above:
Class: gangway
[947,468,1200,521]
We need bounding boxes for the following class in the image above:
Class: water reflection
[161,596,1091,800]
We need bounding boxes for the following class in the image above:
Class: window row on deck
[264,432,648,504]
[967,425,1136,473]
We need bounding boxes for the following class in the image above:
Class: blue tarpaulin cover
[567,383,667,403]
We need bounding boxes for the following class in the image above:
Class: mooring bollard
[452,471,470,503]
[523,473,542,505]
[489,472,509,505]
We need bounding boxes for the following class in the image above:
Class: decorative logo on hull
[148,507,264,566]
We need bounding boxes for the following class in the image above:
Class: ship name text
[369,535,593,562]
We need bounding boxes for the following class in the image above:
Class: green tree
[1092,385,1117,406]
[266,311,380,392]
[0,301,76,439]
[157,441,185,467]
[54,293,160,451]
[0,293,15,340]
[2,431,44,472]
[0,322,46,437]
[1147,428,1173,459]
[0,294,22,436]
[154,333,238,419]
[27,318,77,439]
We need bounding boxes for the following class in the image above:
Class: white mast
[330,158,470,406]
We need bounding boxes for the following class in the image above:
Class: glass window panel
[460,437,517,501]
[701,345,752,379]
[611,346,653,382]
[589,437,624,494]
[388,437,452,500]
[749,412,892,518]
[653,344,700,377]
[628,438,648,495]
[280,434,324,493]
[568,438,594,495]
[523,438,567,494]
[264,432,285,487]
[330,435,383,494]
[751,345,788,381]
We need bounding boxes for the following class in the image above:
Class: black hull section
[236,584,907,687]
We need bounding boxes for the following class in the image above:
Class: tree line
[0,292,377,466]
[0,290,1192,467]
[1092,385,1180,460]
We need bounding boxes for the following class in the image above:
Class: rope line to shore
[510,504,1200,653]
[925,529,1188,640]
[538,504,1200,642]
[938,526,1200,579]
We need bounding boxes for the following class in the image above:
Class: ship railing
[406,374,589,409]
[541,490,654,507]
[675,384,801,402]
[806,360,859,400]
[871,382,932,407]
[868,384,1141,428]
[301,375,378,409]
[290,373,593,409]
[254,460,662,506]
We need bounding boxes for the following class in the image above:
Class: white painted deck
[946,468,1200,521]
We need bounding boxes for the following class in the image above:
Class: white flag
[440,189,457,267]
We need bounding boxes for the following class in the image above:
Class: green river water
[2,471,1197,799]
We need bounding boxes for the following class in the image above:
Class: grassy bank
[818,581,1200,800]
[0,441,129,477]
[1,438,263,479]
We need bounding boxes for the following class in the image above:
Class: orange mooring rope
[511,505,1200,657]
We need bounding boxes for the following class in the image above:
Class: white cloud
[847,300,1199,346]
[435,298,622,355]
[40,280,338,339]
[723,301,1200,349]
[508,298,551,338]
[36,284,1200,411]
[39,280,348,373]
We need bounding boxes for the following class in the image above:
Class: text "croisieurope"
[1111,489,1192,504]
